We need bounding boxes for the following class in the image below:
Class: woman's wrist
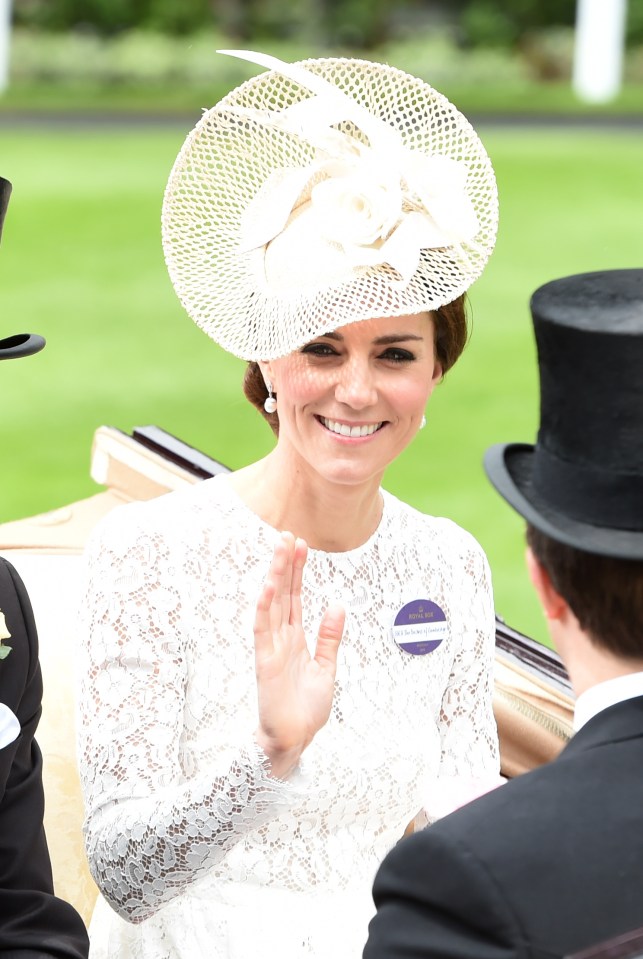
[254,729,303,780]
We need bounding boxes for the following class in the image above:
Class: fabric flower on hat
[162,49,498,359]
[308,152,478,284]
[230,50,480,290]
[311,155,403,256]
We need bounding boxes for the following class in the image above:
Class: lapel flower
[0,610,11,660]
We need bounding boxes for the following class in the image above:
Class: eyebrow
[319,331,425,345]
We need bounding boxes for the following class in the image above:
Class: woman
[78,50,501,958]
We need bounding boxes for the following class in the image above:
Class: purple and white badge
[391,599,448,655]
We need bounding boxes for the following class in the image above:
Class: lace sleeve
[77,506,301,923]
[423,535,501,821]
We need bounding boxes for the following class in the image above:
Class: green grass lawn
[4,79,643,118]
[1,122,642,646]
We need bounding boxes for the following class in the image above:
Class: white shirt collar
[573,671,643,732]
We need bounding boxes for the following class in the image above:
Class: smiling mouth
[318,416,384,438]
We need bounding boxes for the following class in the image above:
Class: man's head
[0,177,46,360]
[525,524,643,659]
[484,269,643,656]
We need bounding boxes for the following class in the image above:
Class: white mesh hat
[162,50,499,360]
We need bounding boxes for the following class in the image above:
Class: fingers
[278,531,296,628]
[314,602,345,675]
[255,532,322,670]
[289,537,307,627]
[255,532,302,657]
[254,533,291,659]
[269,532,306,629]
[254,576,277,662]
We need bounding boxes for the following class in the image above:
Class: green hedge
[12,0,643,48]
[8,27,529,87]
[4,28,643,116]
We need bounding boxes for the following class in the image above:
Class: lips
[319,416,383,437]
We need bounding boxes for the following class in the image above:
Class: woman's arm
[78,514,343,923]
[424,536,502,820]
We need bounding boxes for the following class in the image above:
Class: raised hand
[253,531,345,779]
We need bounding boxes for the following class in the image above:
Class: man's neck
[552,618,643,699]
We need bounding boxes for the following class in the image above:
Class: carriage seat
[0,425,575,926]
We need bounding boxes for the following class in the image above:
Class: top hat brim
[0,180,46,361]
[0,177,11,241]
[0,333,46,360]
[484,442,643,561]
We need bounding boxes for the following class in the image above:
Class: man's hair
[526,524,643,659]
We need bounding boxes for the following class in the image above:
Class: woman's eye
[380,348,415,363]
[301,343,337,357]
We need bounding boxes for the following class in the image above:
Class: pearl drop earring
[264,380,277,414]
[420,415,427,430]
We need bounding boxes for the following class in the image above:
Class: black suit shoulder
[367,699,643,959]
[0,557,89,958]
[0,557,41,712]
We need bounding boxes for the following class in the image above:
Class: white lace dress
[77,474,499,959]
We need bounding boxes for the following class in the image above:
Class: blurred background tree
[8,0,643,99]
[11,0,643,49]
[13,0,214,34]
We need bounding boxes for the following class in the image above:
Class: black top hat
[484,269,643,560]
[0,176,46,360]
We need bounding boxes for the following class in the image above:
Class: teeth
[321,417,381,437]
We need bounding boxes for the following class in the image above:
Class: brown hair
[243,293,469,435]
[526,524,643,660]
[243,361,280,434]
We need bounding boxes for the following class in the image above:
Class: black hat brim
[0,179,46,361]
[484,442,643,560]
[0,333,46,360]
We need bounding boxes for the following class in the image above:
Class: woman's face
[261,312,442,489]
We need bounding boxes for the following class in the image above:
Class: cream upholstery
[4,553,99,926]
[0,426,574,926]
[0,427,200,926]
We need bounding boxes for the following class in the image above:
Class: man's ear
[526,547,567,622]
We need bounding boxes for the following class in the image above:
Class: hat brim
[162,54,498,361]
[0,177,11,244]
[484,442,643,560]
[0,333,46,360]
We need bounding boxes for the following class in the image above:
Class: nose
[333,358,378,410]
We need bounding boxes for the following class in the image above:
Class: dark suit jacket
[0,559,88,958]
[365,695,643,959]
